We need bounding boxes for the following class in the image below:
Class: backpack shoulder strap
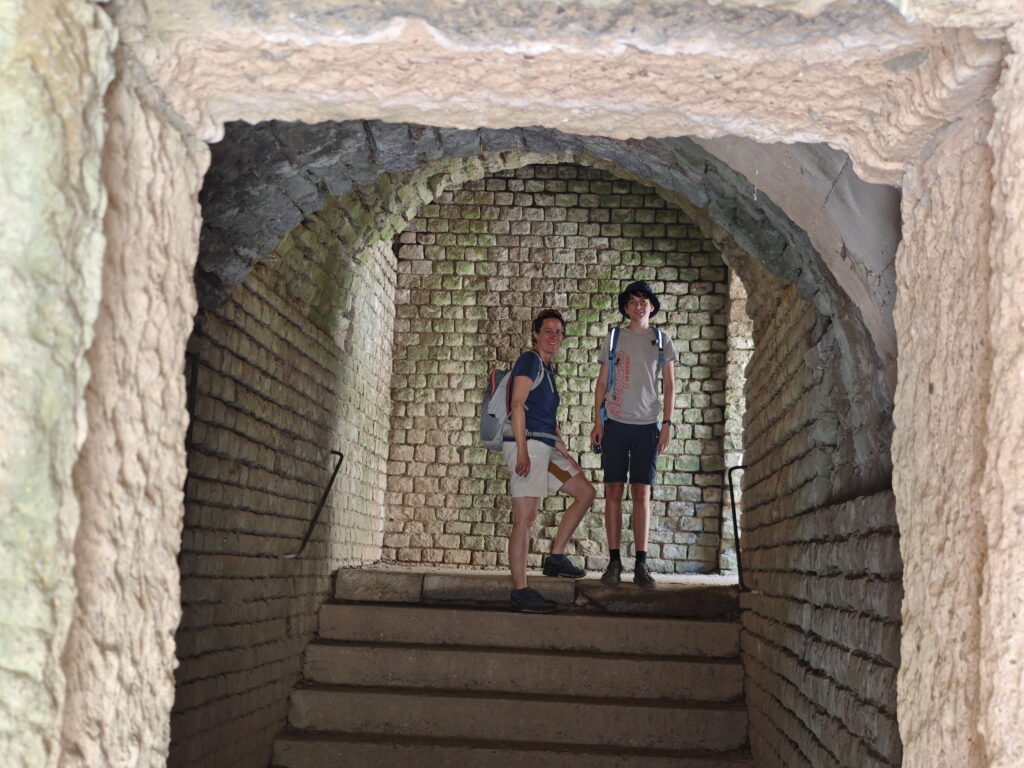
[605,327,620,403]
[652,326,665,368]
[529,350,552,392]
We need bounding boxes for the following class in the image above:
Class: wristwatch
[661,419,673,427]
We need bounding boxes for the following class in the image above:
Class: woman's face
[533,317,565,357]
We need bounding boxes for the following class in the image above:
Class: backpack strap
[605,327,621,403]
[652,326,665,368]
[530,351,550,393]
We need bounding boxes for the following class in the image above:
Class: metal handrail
[282,450,345,558]
[727,464,748,591]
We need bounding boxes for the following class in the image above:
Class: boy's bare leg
[604,482,625,549]
[630,483,651,551]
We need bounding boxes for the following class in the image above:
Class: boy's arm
[658,361,675,455]
[590,362,609,447]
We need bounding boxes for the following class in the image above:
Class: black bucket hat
[618,280,660,317]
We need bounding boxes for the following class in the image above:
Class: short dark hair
[532,309,565,334]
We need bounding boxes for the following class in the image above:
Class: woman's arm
[553,430,584,473]
[510,374,533,476]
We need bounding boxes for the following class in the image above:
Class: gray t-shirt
[599,326,677,425]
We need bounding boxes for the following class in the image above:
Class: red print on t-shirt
[608,351,630,419]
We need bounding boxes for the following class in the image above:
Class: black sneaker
[633,562,657,589]
[600,559,623,586]
[510,588,557,613]
[542,555,586,578]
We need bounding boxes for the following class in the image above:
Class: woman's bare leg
[509,496,539,589]
[552,474,596,554]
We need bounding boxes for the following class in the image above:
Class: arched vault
[199,122,901,389]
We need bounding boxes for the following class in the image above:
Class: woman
[504,309,596,613]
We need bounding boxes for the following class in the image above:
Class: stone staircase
[272,569,752,768]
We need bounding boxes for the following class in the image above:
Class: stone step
[289,686,748,752]
[334,567,740,619]
[335,567,578,605]
[577,580,740,619]
[319,603,740,659]
[304,642,744,702]
[274,733,755,768]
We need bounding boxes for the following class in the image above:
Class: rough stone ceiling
[123,0,1005,185]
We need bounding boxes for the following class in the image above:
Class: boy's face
[626,292,654,320]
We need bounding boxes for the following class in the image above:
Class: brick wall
[171,215,395,765]
[739,270,901,767]
[384,164,732,574]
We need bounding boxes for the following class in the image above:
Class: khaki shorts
[502,439,579,499]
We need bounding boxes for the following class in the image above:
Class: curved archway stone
[199,122,899,390]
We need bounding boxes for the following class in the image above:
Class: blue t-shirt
[504,351,559,446]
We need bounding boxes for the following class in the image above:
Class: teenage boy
[590,281,676,588]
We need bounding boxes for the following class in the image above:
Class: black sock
[547,553,566,562]
[609,549,621,563]
[635,551,647,566]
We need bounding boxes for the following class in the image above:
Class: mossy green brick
[675,455,702,472]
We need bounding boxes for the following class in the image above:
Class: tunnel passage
[174,120,902,768]
[386,162,745,575]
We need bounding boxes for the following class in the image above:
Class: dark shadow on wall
[171,234,395,766]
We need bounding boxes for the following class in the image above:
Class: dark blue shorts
[601,419,659,486]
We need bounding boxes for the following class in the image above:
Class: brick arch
[200,124,895,363]
[199,123,888,481]
[199,122,893,484]
[175,130,901,765]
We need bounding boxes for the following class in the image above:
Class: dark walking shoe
[510,587,557,613]
[633,562,657,589]
[542,554,586,578]
[600,559,623,586]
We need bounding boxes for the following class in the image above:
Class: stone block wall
[739,274,901,767]
[385,164,731,574]
[171,217,395,765]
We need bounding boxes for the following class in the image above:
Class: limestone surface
[57,49,209,768]
[128,0,1003,185]
[893,104,994,768]
[980,21,1024,768]
[0,2,114,767]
